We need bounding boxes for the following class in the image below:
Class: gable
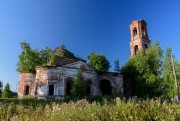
[63,61,95,71]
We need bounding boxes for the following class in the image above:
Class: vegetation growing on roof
[55,45,77,59]
[16,42,42,72]
[17,42,78,72]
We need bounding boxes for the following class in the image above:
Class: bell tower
[130,20,150,57]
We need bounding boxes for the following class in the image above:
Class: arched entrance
[100,79,112,95]
[65,77,73,96]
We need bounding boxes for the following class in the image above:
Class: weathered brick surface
[18,61,123,98]
[130,20,150,57]
[18,73,36,98]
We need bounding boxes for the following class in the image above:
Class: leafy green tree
[2,83,11,98]
[162,48,180,98]
[162,48,175,98]
[176,63,180,98]
[71,69,86,98]
[39,47,58,66]
[88,52,110,71]
[17,42,42,72]
[17,42,69,72]
[10,91,17,98]
[0,80,3,97]
[122,41,163,98]
[114,58,121,72]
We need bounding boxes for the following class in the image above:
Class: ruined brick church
[18,20,150,99]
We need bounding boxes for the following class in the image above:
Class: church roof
[55,57,79,66]
[55,45,77,59]
[45,45,86,66]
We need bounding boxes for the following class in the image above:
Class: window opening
[49,85,54,96]
[24,86,29,95]
[134,45,138,55]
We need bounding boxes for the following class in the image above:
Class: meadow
[0,97,179,121]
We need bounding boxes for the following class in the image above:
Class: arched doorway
[65,77,73,96]
[100,79,112,95]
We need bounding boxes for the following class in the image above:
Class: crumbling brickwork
[18,61,123,99]
[18,73,36,98]
[130,20,150,57]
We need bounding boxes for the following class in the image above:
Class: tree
[71,69,86,98]
[2,83,11,98]
[162,48,175,98]
[162,48,180,98]
[176,63,180,99]
[39,47,58,66]
[17,42,71,72]
[0,80,3,97]
[88,52,110,71]
[114,58,121,72]
[10,91,17,98]
[17,42,42,72]
[122,41,163,98]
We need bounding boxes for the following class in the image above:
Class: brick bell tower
[130,20,150,57]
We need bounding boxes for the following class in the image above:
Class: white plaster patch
[37,86,48,95]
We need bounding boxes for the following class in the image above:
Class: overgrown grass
[0,97,179,121]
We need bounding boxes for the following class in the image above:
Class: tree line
[0,81,17,98]
[122,41,180,99]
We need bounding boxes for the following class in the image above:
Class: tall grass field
[0,97,179,121]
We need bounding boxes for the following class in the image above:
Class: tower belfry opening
[133,27,137,36]
[134,45,138,55]
[130,20,150,57]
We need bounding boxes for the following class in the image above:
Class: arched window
[142,27,146,36]
[133,27,137,36]
[65,77,74,96]
[144,44,148,51]
[134,45,138,55]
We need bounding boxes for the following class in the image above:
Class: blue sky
[0,0,180,91]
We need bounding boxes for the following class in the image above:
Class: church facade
[18,19,150,99]
[17,47,123,99]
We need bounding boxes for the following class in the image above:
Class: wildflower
[122,111,125,116]
[129,116,133,120]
